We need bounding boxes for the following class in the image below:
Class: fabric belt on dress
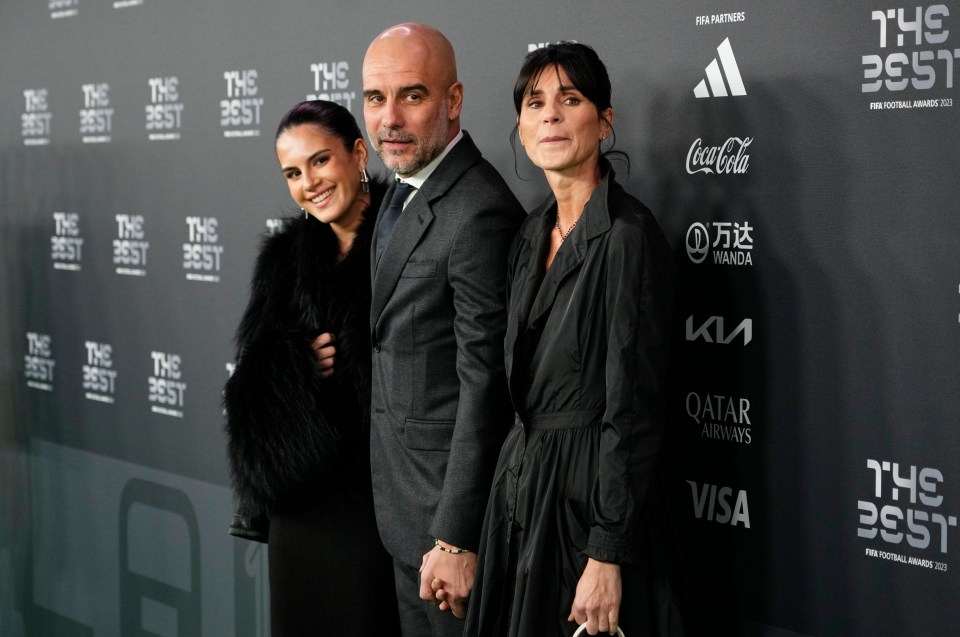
[520,409,604,430]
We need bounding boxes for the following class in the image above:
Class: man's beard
[374,107,450,177]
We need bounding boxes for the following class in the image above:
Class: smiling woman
[275,123,369,250]
[223,101,400,636]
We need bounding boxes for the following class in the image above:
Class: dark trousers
[394,559,464,637]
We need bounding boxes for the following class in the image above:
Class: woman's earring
[360,168,370,193]
[302,207,307,220]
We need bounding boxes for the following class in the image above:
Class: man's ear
[447,81,464,120]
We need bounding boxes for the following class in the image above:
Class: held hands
[311,332,336,378]
[568,558,622,635]
[419,540,476,619]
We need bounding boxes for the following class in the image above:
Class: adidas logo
[693,38,746,98]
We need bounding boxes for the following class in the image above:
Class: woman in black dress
[224,100,399,636]
[464,44,684,636]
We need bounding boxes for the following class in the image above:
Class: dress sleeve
[586,215,674,565]
[223,228,341,520]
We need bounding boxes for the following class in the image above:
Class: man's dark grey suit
[369,131,524,578]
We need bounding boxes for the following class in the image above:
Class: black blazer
[369,132,524,566]
[504,162,675,564]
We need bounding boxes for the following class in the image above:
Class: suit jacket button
[373,341,382,353]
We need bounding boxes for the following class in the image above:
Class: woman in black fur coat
[224,100,399,635]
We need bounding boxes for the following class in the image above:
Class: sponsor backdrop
[1,1,957,635]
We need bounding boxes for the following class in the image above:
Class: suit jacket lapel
[504,206,549,406]
[509,205,551,335]
[369,192,435,320]
[525,228,586,330]
[370,132,482,326]
[521,171,615,332]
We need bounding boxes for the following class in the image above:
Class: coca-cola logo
[686,136,752,175]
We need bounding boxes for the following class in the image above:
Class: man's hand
[419,541,476,619]
[311,333,336,378]
[568,558,622,635]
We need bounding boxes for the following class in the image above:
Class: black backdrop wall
[2,1,958,635]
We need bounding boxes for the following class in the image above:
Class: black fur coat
[224,180,386,541]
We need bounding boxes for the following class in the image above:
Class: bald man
[363,23,524,636]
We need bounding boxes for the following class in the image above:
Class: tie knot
[392,180,415,202]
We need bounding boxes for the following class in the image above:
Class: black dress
[224,181,400,636]
[465,164,685,637]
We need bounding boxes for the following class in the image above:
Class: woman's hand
[419,541,476,619]
[311,333,336,378]
[568,558,621,635]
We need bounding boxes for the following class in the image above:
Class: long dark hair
[511,42,628,174]
[275,100,364,150]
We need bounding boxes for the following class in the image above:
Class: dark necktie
[376,180,415,264]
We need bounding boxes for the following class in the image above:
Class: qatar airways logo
[307,61,355,111]
[686,391,752,445]
[686,137,751,175]
[51,212,83,271]
[25,333,55,391]
[23,89,52,145]
[222,70,263,138]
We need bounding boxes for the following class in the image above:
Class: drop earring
[360,168,370,193]
[302,207,307,220]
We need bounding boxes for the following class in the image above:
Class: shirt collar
[524,158,615,241]
[395,130,464,190]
